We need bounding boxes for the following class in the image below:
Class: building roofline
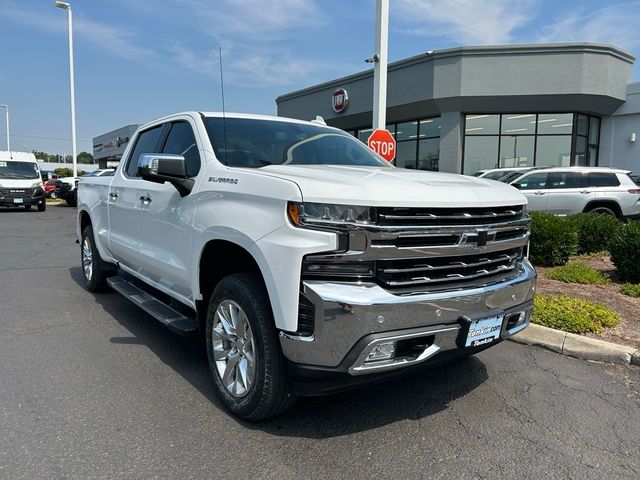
[276,43,635,103]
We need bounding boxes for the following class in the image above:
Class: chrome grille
[301,204,530,295]
[377,248,522,291]
[377,205,524,226]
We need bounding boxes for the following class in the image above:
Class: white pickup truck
[77,112,536,420]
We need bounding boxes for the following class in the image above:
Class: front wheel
[37,202,46,212]
[81,225,114,292]
[205,273,295,421]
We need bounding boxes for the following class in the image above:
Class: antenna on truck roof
[218,46,228,165]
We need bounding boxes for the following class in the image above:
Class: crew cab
[77,112,536,420]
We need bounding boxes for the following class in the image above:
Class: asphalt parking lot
[1,205,639,479]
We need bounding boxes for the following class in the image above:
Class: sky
[1,0,639,155]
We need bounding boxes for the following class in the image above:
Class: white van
[0,151,46,211]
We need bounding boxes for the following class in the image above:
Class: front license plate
[465,315,503,347]
[13,198,23,204]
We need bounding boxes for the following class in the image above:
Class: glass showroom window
[463,113,600,175]
[356,117,441,170]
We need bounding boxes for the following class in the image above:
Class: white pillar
[372,0,389,131]
[67,7,78,177]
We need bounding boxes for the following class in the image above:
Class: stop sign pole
[372,0,388,131]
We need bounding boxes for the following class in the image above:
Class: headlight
[287,202,374,228]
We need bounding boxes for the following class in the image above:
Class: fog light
[365,342,396,362]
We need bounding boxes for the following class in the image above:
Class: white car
[474,167,538,181]
[510,167,640,218]
[77,112,536,420]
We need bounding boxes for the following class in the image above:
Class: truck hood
[0,178,42,189]
[260,165,527,207]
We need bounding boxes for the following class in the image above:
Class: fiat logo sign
[331,88,349,113]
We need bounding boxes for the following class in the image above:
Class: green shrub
[529,211,578,266]
[531,294,620,334]
[566,213,622,255]
[609,222,640,282]
[544,262,611,285]
[619,283,640,297]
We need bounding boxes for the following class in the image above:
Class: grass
[531,294,620,334]
[619,283,640,298]
[544,261,611,285]
[46,198,63,203]
[570,251,608,260]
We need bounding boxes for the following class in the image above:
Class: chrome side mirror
[138,154,194,197]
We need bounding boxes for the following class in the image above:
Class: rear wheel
[81,225,115,292]
[587,205,618,218]
[205,273,295,421]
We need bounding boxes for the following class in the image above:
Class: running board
[107,276,198,335]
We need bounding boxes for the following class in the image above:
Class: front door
[135,120,203,301]
[107,124,165,269]
[514,172,549,212]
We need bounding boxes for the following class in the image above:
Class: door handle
[580,190,591,194]
[534,191,545,195]
[139,195,152,205]
[109,191,118,199]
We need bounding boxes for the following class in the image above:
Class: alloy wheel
[211,300,256,398]
[82,237,93,281]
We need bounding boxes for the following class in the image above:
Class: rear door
[545,171,585,215]
[107,124,166,269]
[513,172,549,211]
[135,119,203,300]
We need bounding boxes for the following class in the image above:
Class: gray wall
[600,83,640,174]
[93,125,139,162]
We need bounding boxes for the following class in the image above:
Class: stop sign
[367,129,396,162]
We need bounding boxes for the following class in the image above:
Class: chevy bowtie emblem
[459,229,497,247]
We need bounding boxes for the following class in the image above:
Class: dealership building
[277,43,640,175]
[93,124,139,169]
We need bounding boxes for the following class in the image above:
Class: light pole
[0,104,9,153]
[53,1,77,178]
[371,0,389,131]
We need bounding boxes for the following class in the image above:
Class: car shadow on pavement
[69,266,489,438]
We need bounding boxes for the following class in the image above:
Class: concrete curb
[510,323,640,366]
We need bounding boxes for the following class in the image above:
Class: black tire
[81,225,115,292]
[24,205,32,211]
[37,202,46,212]
[587,205,618,218]
[205,273,295,421]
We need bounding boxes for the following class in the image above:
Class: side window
[125,125,164,177]
[516,173,548,190]
[162,122,201,178]
[587,173,620,187]
[548,172,583,189]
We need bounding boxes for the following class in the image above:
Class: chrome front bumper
[280,258,536,374]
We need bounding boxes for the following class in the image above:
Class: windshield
[0,160,40,179]
[204,117,389,168]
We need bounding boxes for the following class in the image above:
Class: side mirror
[138,154,194,197]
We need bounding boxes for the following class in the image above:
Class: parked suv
[474,167,538,181]
[510,167,640,218]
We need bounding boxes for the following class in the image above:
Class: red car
[44,179,58,198]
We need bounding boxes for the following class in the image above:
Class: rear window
[586,173,620,187]
[204,117,389,168]
[547,172,583,189]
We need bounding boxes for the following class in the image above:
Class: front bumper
[280,258,536,375]
[0,188,45,207]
